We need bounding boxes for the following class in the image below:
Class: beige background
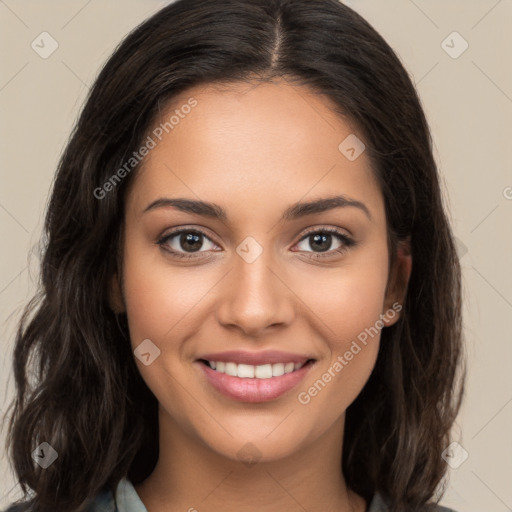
[1,1,511,510]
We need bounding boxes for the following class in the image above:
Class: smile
[201,360,309,379]
[196,351,316,403]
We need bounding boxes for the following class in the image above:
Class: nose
[215,247,295,337]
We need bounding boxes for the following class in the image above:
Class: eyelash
[156,226,355,261]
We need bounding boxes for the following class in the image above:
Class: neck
[134,407,366,512]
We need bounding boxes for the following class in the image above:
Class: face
[116,78,408,464]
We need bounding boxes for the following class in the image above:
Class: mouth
[195,351,316,403]
[198,359,314,379]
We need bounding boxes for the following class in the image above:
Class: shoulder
[81,486,117,512]
[1,486,117,512]
[368,493,460,512]
[1,477,147,512]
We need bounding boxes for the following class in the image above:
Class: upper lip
[197,350,314,366]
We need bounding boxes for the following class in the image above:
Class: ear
[382,238,412,327]
[108,273,126,314]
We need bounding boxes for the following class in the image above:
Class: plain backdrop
[1,1,511,510]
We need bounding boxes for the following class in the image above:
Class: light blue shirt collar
[112,477,454,512]
[115,478,147,512]
[113,477,383,511]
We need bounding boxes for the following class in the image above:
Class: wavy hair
[3,0,465,510]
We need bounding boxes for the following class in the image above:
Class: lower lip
[197,361,314,403]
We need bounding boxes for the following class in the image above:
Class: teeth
[272,363,284,377]
[207,360,306,379]
[237,364,255,378]
[255,364,272,379]
[225,362,237,377]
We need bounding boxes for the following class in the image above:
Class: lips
[196,350,316,402]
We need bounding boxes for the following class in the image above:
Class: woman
[2,0,465,511]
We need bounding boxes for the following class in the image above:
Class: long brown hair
[3,1,465,510]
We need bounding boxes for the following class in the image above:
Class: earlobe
[382,238,412,327]
[108,273,126,314]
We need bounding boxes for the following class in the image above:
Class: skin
[111,78,412,512]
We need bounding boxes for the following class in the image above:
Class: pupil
[177,232,332,253]
[311,233,331,252]
[181,232,202,252]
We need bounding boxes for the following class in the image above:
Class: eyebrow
[143,195,372,221]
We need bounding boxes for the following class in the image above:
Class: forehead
[126,79,384,223]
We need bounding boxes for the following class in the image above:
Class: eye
[157,226,355,261]
[294,228,355,258]
[157,228,219,259]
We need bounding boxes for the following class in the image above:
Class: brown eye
[295,228,355,258]
[157,229,219,258]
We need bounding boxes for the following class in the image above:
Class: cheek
[295,287,384,430]
[293,241,389,345]
[120,250,209,423]
[293,246,388,416]
[121,241,215,347]
[296,339,379,436]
